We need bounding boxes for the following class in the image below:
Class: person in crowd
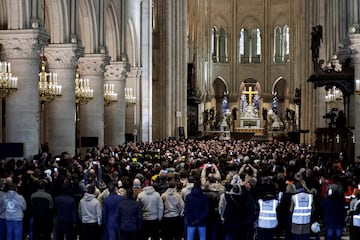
[350,189,360,240]
[219,183,243,240]
[0,180,7,240]
[78,184,102,240]
[30,180,54,240]
[161,180,184,240]
[290,182,313,240]
[184,178,209,240]
[116,189,143,240]
[103,182,124,240]
[137,181,163,240]
[320,178,346,240]
[277,183,296,240]
[3,182,27,240]
[257,191,279,240]
[53,182,77,240]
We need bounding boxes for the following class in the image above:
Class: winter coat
[185,186,209,227]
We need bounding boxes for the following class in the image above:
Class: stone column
[140,0,153,142]
[0,29,48,158]
[44,44,81,156]
[104,61,128,146]
[78,54,108,149]
[125,67,141,142]
[350,33,360,161]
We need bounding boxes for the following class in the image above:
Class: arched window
[239,28,249,63]
[211,27,218,62]
[283,25,290,62]
[273,26,282,63]
[219,27,227,63]
[273,25,290,63]
[251,28,261,63]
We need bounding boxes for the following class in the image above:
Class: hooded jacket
[185,186,209,227]
[137,186,164,221]
[161,187,184,218]
[3,190,26,221]
[78,192,102,224]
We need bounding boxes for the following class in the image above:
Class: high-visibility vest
[292,192,312,224]
[258,199,278,229]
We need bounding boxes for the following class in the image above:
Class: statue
[262,108,268,121]
[272,92,279,115]
[209,107,215,120]
[271,114,284,131]
[240,94,248,113]
[232,107,238,120]
[311,25,323,62]
[243,105,258,118]
[204,109,209,122]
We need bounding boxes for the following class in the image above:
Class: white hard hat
[311,222,320,233]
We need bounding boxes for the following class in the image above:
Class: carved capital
[78,54,110,75]
[45,44,83,69]
[0,29,49,59]
[104,61,129,81]
[127,67,142,79]
[349,34,360,64]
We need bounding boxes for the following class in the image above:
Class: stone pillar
[44,44,80,156]
[350,33,360,161]
[140,0,153,142]
[0,29,48,158]
[125,67,141,142]
[104,61,128,146]
[78,54,108,149]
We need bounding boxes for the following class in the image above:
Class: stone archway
[212,77,228,126]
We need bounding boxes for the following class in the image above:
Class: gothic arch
[46,0,69,43]
[126,17,139,67]
[79,0,98,53]
[271,77,289,118]
[105,1,121,61]
[212,77,228,122]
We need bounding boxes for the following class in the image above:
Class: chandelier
[38,57,62,103]
[125,87,136,107]
[325,86,343,103]
[0,61,18,98]
[104,83,118,106]
[75,68,94,105]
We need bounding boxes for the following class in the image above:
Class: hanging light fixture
[104,83,117,106]
[0,61,18,98]
[75,67,94,105]
[125,87,136,107]
[38,55,62,103]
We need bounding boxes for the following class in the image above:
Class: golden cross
[242,86,258,105]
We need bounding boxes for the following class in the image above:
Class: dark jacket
[103,193,124,227]
[116,198,142,232]
[320,196,346,228]
[185,186,209,227]
[54,192,77,225]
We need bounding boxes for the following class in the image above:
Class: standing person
[257,192,279,240]
[277,183,296,240]
[103,182,124,240]
[30,180,54,240]
[350,190,360,240]
[320,183,346,240]
[137,182,163,240]
[290,184,313,240]
[78,184,102,240]
[0,180,7,240]
[3,183,27,240]
[184,179,209,240]
[53,183,77,240]
[161,180,184,240]
[116,189,143,240]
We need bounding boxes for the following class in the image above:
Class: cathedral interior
[0,0,360,162]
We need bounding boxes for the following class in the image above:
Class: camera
[55,157,60,161]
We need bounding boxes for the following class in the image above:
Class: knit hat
[133,178,141,189]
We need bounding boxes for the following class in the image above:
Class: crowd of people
[1,137,360,240]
